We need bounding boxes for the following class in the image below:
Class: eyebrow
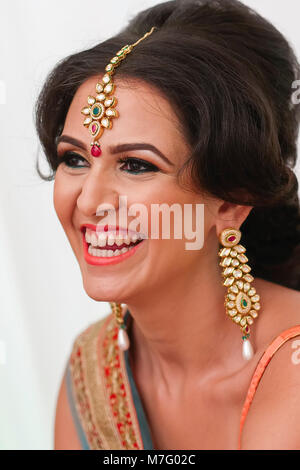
[56,135,86,150]
[55,135,174,166]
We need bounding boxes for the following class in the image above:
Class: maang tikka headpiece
[81,26,157,157]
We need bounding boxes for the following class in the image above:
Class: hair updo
[35,0,300,290]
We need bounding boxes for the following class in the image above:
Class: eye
[118,156,159,174]
[58,151,89,168]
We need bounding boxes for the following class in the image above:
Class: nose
[76,167,119,218]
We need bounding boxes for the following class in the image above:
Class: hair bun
[241,188,300,289]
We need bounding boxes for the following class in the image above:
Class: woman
[35,0,300,450]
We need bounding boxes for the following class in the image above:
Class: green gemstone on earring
[242,299,247,307]
[93,107,100,115]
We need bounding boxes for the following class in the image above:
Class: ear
[215,201,253,237]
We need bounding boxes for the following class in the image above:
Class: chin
[82,278,127,304]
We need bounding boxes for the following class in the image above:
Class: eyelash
[58,151,159,174]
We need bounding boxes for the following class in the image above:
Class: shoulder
[54,365,82,449]
[241,333,300,449]
[241,278,300,449]
[54,311,113,450]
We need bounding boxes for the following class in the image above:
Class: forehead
[62,76,188,158]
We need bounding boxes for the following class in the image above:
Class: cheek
[53,170,77,227]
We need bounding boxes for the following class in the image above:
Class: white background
[0,0,299,450]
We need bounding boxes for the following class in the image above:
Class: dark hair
[35,0,300,290]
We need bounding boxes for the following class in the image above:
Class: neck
[124,238,244,394]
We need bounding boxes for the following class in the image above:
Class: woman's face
[54,77,217,302]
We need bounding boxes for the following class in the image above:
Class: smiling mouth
[82,227,144,259]
[87,238,143,257]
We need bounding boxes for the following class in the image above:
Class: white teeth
[116,237,124,247]
[85,230,91,244]
[87,243,137,257]
[98,234,107,248]
[107,234,115,246]
[90,232,98,247]
[84,228,143,249]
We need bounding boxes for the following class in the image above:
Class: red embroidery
[69,315,143,450]
[69,340,103,449]
[102,318,141,449]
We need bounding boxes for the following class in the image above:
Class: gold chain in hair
[81,26,158,157]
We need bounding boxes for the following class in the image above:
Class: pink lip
[80,224,145,266]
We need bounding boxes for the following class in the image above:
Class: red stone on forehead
[91,144,102,157]
[228,235,236,242]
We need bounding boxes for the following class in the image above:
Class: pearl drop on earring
[242,337,254,361]
[118,325,130,351]
[110,302,130,351]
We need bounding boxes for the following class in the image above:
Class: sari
[65,308,300,450]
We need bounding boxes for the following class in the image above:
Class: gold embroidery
[69,326,104,449]
[69,313,143,450]
[102,315,142,449]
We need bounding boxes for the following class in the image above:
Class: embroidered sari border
[69,320,106,449]
[68,312,146,450]
[99,313,144,449]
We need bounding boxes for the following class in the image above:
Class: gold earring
[110,302,130,351]
[218,228,261,360]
